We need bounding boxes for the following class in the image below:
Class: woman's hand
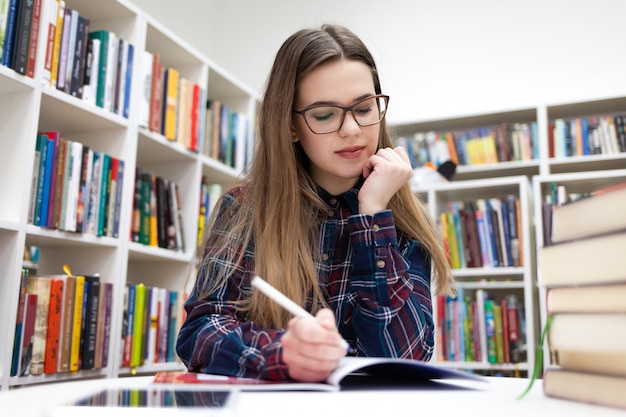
[281,308,347,382]
[359,146,413,216]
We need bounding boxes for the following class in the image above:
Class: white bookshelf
[395,95,626,377]
[0,0,257,390]
[417,176,537,376]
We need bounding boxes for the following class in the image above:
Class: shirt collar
[316,181,362,214]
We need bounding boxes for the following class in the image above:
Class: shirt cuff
[347,209,398,249]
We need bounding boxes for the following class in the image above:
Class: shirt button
[372,224,380,232]
[322,253,329,261]
[329,198,337,205]
[328,210,334,217]
[377,260,385,268]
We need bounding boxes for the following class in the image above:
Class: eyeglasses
[293,94,389,134]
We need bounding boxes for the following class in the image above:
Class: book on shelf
[43,277,64,374]
[26,275,52,376]
[539,231,626,287]
[133,168,184,251]
[435,289,524,365]
[394,122,538,169]
[1,0,18,67]
[148,52,163,133]
[48,0,65,88]
[439,195,522,270]
[543,369,626,410]
[40,0,59,85]
[161,66,180,141]
[551,115,626,157]
[58,274,75,372]
[10,269,29,376]
[80,275,100,369]
[120,284,183,367]
[549,180,626,244]
[153,356,483,392]
[138,50,152,128]
[28,132,123,237]
[9,0,38,75]
[19,293,38,376]
[25,0,42,78]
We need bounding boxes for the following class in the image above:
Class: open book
[153,357,484,392]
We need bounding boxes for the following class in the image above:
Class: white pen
[251,275,353,353]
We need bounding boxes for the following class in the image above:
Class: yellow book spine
[163,68,180,141]
[130,283,146,367]
[447,211,460,269]
[70,275,85,372]
[439,211,450,266]
[49,0,65,88]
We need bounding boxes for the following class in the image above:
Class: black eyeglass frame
[293,94,390,134]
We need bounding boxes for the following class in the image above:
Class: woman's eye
[311,108,337,122]
[354,105,373,115]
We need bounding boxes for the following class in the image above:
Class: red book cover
[44,278,63,374]
[148,53,163,133]
[190,83,200,151]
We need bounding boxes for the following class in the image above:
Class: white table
[0,375,623,417]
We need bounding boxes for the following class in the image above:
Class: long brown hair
[195,24,454,329]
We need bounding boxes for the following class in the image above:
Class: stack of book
[539,180,626,410]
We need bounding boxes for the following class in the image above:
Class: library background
[1,0,625,392]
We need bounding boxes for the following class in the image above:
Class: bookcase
[393,94,626,376]
[415,176,538,376]
[0,0,257,391]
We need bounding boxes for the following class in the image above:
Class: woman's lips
[336,146,364,159]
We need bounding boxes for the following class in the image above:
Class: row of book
[120,283,184,368]
[539,180,626,410]
[137,50,255,172]
[197,176,222,246]
[28,131,125,238]
[40,2,135,116]
[201,99,254,171]
[550,114,626,158]
[138,51,204,152]
[436,289,526,365]
[440,195,522,269]
[130,167,185,252]
[11,268,113,377]
[0,0,43,77]
[395,122,538,169]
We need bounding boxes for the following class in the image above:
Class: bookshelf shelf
[0,0,257,391]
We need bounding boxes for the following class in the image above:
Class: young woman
[176,24,455,383]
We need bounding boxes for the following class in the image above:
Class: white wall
[129,0,626,125]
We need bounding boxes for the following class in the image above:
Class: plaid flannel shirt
[176,184,434,380]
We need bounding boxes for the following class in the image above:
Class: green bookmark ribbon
[517,314,553,399]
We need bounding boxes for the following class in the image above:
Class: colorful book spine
[43,278,64,374]
[69,275,85,372]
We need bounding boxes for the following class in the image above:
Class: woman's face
[292,59,380,195]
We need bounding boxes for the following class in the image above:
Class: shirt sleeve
[175,193,290,380]
[345,209,434,360]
